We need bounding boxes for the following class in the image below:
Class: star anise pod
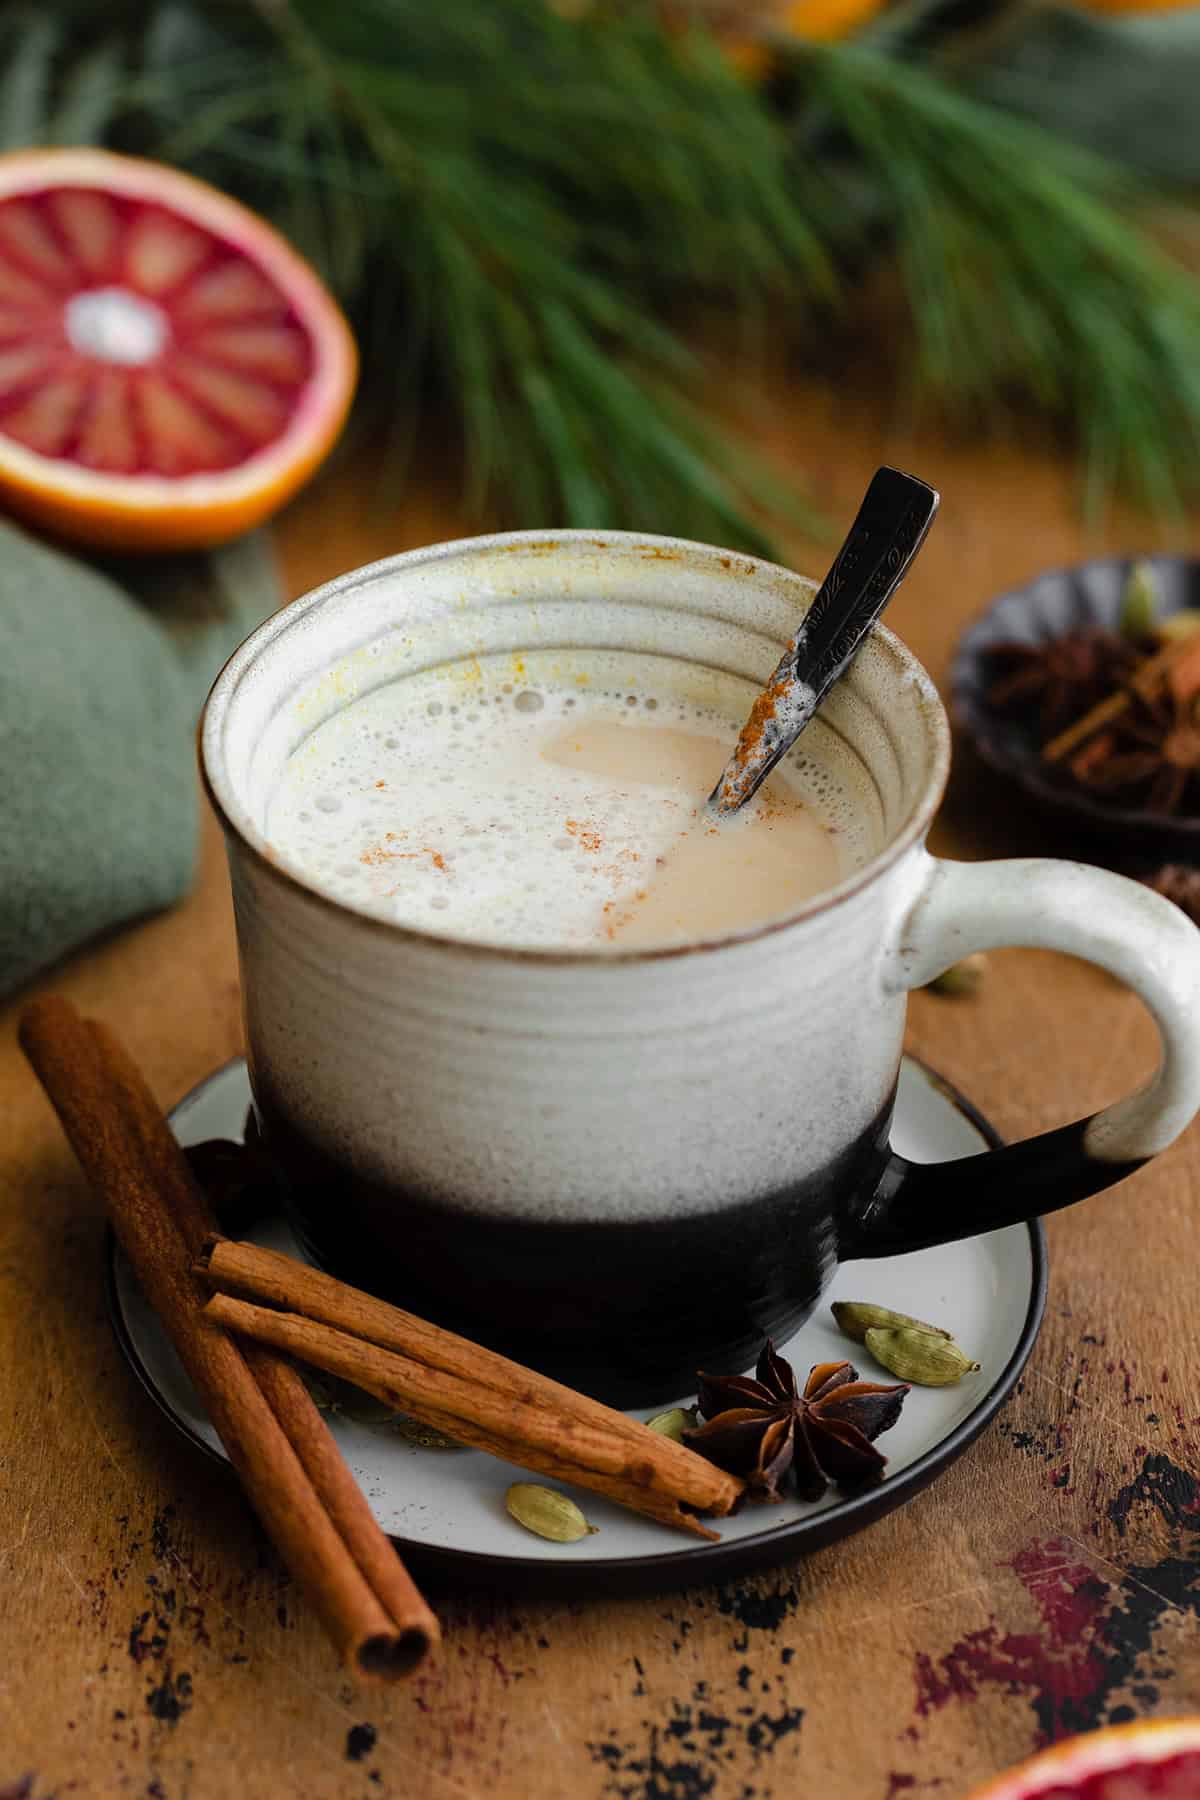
[682,1341,908,1504]
[184,1124,274,1234]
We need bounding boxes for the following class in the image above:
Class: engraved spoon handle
[710,467,940,815]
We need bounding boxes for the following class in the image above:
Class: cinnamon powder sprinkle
[360,836,448,872]
[717,670,792,805]
[564,819,602,852]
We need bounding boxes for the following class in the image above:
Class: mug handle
[846,853,1200,1257]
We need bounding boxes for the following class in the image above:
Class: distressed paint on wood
[2,387,1198,1798]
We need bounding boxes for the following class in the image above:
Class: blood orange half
[967,1718,1200,1799]
[0,148,357,551]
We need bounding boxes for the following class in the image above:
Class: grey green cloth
[0,522,281,997]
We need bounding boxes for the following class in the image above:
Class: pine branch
[783,41,1200,513]
[41,0,826,548]
[5,0,1200,537]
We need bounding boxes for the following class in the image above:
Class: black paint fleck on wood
[716,1584,797,1633]
[145,1669,193,1726]
[346,1724,378,1762]
[1108,1454,1200,1537]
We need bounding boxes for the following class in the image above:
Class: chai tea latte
[265,668,868,948]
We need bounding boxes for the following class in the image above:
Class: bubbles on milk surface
[266,670,866,949]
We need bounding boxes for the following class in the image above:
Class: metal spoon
[709,466,940,815]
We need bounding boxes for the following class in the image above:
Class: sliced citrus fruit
[0,148,356,551]
[967,1717,1200,1799]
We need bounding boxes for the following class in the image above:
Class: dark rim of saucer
[105,1056,1048,1598]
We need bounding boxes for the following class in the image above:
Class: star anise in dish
[1065,683,1200,815]
[682,1342,909,1504]
[983,630,1141,737]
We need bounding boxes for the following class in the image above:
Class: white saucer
[108,1056,1046,1591]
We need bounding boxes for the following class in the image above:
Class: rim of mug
[198,527,951,965]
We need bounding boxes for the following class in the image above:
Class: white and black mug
[201,531,1200,1403]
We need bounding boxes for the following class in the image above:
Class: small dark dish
[952,553,1200,858]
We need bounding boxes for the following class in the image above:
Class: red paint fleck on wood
[912,1540,1115,1749]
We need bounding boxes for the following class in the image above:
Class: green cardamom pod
[505,1483,598,1543]
[831,1301,951,1345]
[301,1369,410,1429]
[1120,560,1158,641]
[645,1406,700,1441]
[865,1326,981,1387]
[925,953,987,996]
[300,1370,339,1412]
[390,1417,464,1450]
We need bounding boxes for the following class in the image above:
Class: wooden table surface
[3,380,1199,1800]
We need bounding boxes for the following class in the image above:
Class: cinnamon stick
[199,1240,744,1535]
[19,996,438,1681]
[201,1238,738,1479]
[81,1019,436,1667]
[204,1294,725,1538]
[1042,637,1184,762]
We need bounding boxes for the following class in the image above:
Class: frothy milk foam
[266,666,869,950]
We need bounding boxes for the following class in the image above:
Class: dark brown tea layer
[252,1083,897,1408]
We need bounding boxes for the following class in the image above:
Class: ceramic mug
[201,531,1200,1404]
